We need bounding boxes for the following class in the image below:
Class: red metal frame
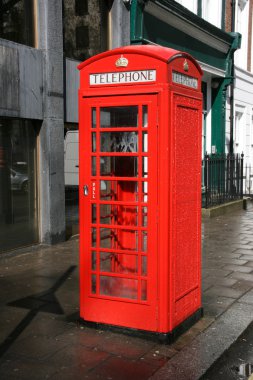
[78,45,203,334]
[79,95,159,331]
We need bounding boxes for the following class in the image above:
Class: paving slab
[0,209,253,380]
[149,301,253,380]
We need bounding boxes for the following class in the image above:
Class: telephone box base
[79,308,203,344]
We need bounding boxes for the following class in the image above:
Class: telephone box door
[80,94,159,331]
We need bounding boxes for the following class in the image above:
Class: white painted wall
[234,66,253,166]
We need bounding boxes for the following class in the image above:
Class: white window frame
[234,106,246,153]
[235,0,249,69]
[202,0,222,28]
[251,108,253,148]
[174,0,198,14]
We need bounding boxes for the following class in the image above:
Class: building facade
[171,0,253,191]
[0,0,251,253]
[0,1,121,253]
[0,0,131,254]
[232,0,253,195]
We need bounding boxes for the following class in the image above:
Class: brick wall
[225,0,232,32]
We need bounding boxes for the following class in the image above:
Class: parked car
[10,169,28,192]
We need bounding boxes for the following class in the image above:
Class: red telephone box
[78,45,203,341]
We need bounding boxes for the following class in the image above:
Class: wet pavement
[1,207,253,379]
[200,320,253,380]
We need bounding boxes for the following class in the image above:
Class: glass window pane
[100,204,112,224]
[92,251,96,270]
[100,107,138,128]
[100,205,138,226]
[142,207,148,227]
[142,132,148,152]
[143,105,148,128]
[100,132,138,152]
[100,252,138,274]
[92,133,96,152]
[100,276,138,300]
[141,256,147,276]
[92,157,96,176]
[91,275,96,294]
[92,204,96,224]
[92,108,96,128]
[100,157,138,177]
[141,280,147,301]
[92,228,96,247]
[142,182,148,202]
[117,205,138,226]
[142,157,148,178]
[100,228,138,251]
[100,180,138,201]
[0,119,39,254]
[0,0,35,46]
[142,231,147,252]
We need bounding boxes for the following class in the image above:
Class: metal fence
[202,153,244,209]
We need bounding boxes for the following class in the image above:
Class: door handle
[83,185,89,196]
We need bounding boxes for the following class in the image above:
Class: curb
[149,289,253,380]
[201,199,244,218]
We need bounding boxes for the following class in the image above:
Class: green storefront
[129,0,241,154]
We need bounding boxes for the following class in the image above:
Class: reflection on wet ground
[201,321,253,380]
[0,207,253,379]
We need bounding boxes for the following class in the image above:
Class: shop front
[130,0,241,154]
[0,119,39,253]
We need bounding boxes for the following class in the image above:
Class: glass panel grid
[90,103,150,302]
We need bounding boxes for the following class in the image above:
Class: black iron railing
[202,153,244,209]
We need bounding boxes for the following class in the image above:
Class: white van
[64,130,79,190]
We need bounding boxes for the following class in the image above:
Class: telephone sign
[90,69,156,85]
[78,45,203,342]
[172,71,198,89]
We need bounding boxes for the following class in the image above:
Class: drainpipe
[230,0,236,154]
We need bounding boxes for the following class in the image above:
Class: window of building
[63,0,109,61]
[202,0,222,28]
[75,0,88,16]
[0,0,35,47]
[202,82,207,158]
[76,26,89,49]
[251,110,253,147]
[234,108,245,153]
[175,0,198,14]
[0,119,39,253]
[64,123,79,238]
[234,0,249,69]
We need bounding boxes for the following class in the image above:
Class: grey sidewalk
[0,208,253,379]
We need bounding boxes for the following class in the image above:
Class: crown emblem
[115,55,128,68]
[183,59,189,72]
